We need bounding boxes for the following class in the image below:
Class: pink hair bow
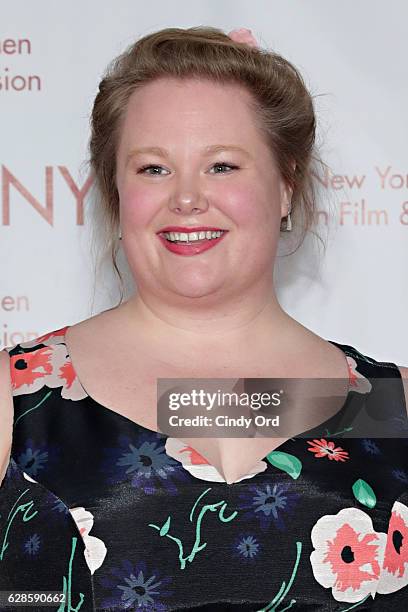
[227,28,259,49]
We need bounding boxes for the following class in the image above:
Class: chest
[73,350,349,484]
[89,359,291,481]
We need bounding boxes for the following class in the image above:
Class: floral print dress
[1,326,408,612]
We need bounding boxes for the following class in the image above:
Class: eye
[137,162,239,176]
[138,164,168,176]
[210,162,239,174]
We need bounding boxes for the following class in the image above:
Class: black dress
[1,326,407,611]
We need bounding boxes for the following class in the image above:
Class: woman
[1,26,407,611]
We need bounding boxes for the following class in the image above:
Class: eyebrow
[126,144,252,164]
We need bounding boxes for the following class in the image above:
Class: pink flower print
[179,444,212,465]
[307,438,350,462]
[13,327,69,350]
[346,356,372,394]
[9,346,54,395]
[69,506,107,574]
[227,28,259,48]
[165,437,267,483]
[310,507,386,603]
[377,500,408,594]
[9,341,87,401]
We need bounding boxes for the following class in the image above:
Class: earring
[285,208,292,232]
[119,229,122,241]
[282,205,292,232]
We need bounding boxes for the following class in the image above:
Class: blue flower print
[50,498,70,515]
[361,439,381,455]
[15,438,60,479]
[98,559,173,611]
[233,533,261,562]
[392,468,408,484]
[100,432,189,494]
[33,491,72,530]
[23,533,41,556]
[390,414,408,434]
[16,440,48,477]
[238,482,300,531]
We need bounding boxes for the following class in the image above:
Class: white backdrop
[1,0,407,363]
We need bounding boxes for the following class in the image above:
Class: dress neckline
[63,324,357,468]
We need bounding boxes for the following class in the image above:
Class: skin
[113,73,408,398]
[0,77,407,487]
[115,76,298,361]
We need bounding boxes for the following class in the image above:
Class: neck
[121,286,296,355]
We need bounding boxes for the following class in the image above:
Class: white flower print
[347,356,373,394]
[310,507,386,603]
[164,437,267,483]
[69,506,107,574]
[377,500,408,594]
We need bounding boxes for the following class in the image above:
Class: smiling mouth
[157,229,228,256]
[160,230,227,244]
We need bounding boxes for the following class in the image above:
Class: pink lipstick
[157,226,228,256]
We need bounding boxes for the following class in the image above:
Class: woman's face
[115,77,292,302]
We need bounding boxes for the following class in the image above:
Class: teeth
[163,230,224,243]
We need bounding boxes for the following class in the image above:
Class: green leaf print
[266,451,302,479]
[256,541,302,612]
[352,479,376,508]
[148,487,238,569]
[0,488,38,561]
[57,536,85,611]
[159,516,171,536]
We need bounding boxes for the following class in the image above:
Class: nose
[169,187,209,215]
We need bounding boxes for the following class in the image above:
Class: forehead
[119,77,262,140]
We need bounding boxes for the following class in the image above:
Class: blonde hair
[86,26,327,307]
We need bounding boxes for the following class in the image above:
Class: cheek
[119,184,155,230]
[222,185,273,227]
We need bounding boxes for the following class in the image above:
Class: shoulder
[397,365,408,378]
[397,365,408,413]
[328,339,408,416]
[3,326,70,396]
[398,365,408,379]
